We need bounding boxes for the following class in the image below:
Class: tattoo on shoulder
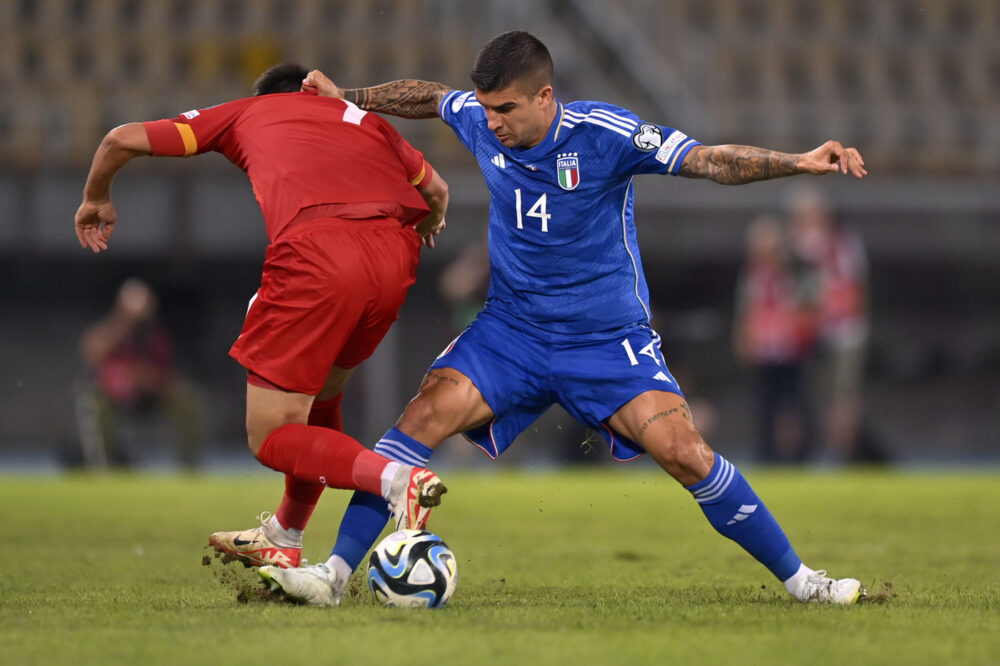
[346,80,451,118]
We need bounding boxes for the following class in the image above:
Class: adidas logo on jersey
[491,154,507,168]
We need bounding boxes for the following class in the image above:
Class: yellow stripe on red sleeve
[410,160,434,190]
[141,119,198,156]
[175,123,198,156]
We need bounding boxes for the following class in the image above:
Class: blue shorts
[429,307,684,461]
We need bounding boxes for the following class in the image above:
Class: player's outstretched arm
[415,168,449,248]
[75,123,153,253]
[679,140,867,185]
[303,70,451,119]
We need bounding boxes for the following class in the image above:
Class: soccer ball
[368,529,457,608]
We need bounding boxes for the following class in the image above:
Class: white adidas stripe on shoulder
[561,107,637,137]
[582,116,632,137]
[563,107,637,127]
[589,108,637,129]
[442,90,482,115]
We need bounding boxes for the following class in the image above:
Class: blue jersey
[439,90,700,334]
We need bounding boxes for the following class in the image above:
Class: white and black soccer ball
[368,529,457,608]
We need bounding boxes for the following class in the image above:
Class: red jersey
[143,92,433,240]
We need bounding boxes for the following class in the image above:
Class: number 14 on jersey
[515,189,550,232]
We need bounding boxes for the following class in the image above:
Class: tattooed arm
[679,140,867,184]
[344,80,452,119]
[303,70,451,119]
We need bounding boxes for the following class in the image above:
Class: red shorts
[230,216,421,395]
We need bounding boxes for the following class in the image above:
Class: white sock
[783,563,815,596]
[264,514,303,548]
[324,554,353,587]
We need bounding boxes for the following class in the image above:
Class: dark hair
[470,30,553,94]
[253,63,309,96]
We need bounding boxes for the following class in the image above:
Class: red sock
[275,475,323,531]
[258,423,389,496]
[274,396,346,530]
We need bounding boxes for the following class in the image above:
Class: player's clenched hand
[75,199,116,253]
[798,140,867,179]
[416,218,447,248]
[302,70,343,99]
[417,219,446,249]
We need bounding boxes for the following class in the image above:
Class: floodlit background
[1,0,998,471]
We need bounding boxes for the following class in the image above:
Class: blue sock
[330,491,392,571]
[330,427,434,570]
[685,454,802,581]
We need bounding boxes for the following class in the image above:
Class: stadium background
[0,0,997,469]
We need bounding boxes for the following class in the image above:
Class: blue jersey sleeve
[619,118,700,176]
[567,103,697,176]
[626,122,700,175]
[439,89,484,153]
[562,102,699,177]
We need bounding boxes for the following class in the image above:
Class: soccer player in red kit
[75,64,450,585]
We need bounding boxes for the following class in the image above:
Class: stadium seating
[0,0,995,174]
[0,0,996,467]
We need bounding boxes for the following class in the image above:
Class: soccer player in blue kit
[251,30,869,606]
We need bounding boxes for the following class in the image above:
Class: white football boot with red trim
[387,467,447,530]
[208,512,302,569]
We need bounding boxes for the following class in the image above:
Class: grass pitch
[2,467,998,665]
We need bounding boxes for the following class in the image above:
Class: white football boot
[788,569,865,604]
[386,466,447,531]
[209,512,301,569]
[259,562,346,607]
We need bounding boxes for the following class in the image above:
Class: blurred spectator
[438,238,490,333]
[786,185,882,463]
[75,278,205,469]
[734,215,819,463]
